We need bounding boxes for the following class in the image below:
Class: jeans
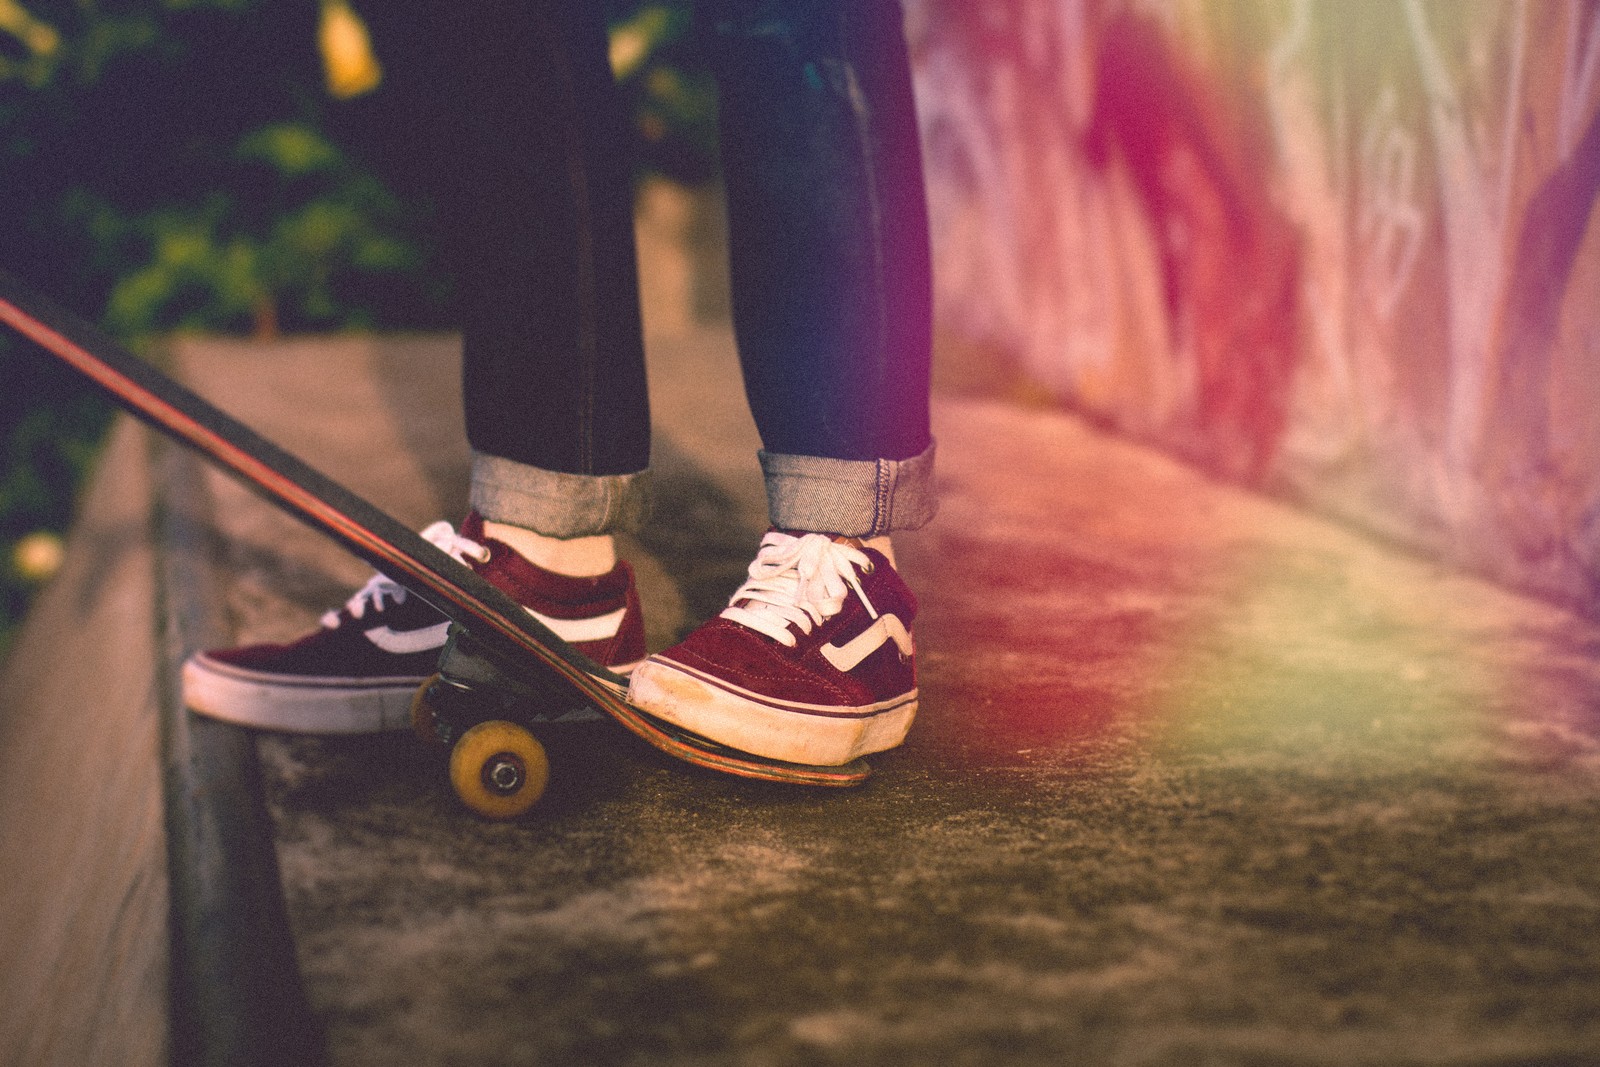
[391,0,935,538]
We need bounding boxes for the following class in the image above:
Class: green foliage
[82,121,431,338]
[0,0,448,339]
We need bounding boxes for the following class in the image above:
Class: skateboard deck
[0,271,870,813]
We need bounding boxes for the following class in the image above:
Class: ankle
[482,520,617,578]
[861,535,895,568]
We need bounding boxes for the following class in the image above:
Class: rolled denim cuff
[759,441,938,537]
[469,451,652,537]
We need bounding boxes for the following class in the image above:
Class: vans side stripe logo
[821,614,913,673]
[527,605,627,645]
[366,607,625,654]
[365,621,451,654]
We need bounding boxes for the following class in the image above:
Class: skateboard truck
[407,627,574,819]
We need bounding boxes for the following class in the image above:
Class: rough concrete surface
[0,418,169,1067]
[169,317,1600,1066]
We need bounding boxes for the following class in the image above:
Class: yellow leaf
[319,0,381,99]
[0,0,60,57]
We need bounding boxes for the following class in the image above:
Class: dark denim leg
[699,0,933,465]
[444,0,651,479]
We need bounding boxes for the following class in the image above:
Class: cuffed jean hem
[759,441,938,538]
[469,451,652,537]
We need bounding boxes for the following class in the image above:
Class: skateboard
[0,271,870,817]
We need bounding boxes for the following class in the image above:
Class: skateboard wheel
[449,720,549,820]
[410,674,449,748]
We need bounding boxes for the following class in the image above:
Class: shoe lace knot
[323,520,489,628]
[719,531,878,647]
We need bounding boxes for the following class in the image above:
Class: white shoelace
[720,531,879,647]
[322,520,489,628]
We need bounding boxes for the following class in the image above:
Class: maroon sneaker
[628,531,918,765]
[182,515,645,734]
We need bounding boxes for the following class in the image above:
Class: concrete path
[168,318,1600,1066]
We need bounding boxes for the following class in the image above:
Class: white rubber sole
[182,654,425,734]
[627,657,917,766]
[182,653,611,734]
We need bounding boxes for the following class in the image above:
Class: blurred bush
[1,1,452,340]
[0,0,717,654]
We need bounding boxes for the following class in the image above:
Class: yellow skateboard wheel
[449,720,549,820]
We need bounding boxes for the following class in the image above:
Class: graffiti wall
[909,0,1600,617]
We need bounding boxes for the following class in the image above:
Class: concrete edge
[0,415,171,1067]
[149,435,325,1067]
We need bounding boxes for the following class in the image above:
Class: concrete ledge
[176,331,1600,1066]
[154,440,320,1067]
[0,417,170,1066]
[0,416,318,1067]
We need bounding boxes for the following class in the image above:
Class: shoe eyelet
[862,562,876,574]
